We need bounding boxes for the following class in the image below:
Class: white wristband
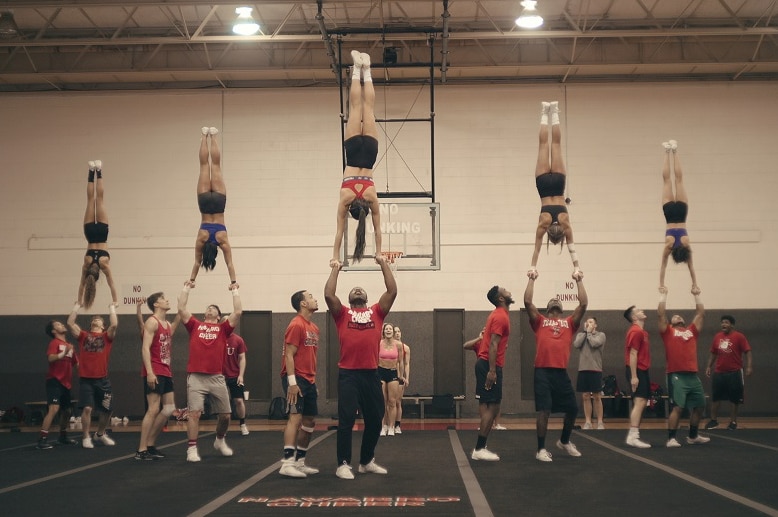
[659,292,667,303]
[694,294,702,304]
[109,304,117,314]
[232,288,240,296]
[72,303,81,313]
[287,375,297,386]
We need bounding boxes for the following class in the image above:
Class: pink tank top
[379,342,399,361]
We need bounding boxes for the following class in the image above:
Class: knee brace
[160,404,176,418]
[300,424,315,434]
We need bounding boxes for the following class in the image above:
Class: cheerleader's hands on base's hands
[329,259,342,269]
[527,268,538,280]
[572,269,583,281]
[691,285,701,295]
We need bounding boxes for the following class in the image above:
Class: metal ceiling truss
[0,0,776,91]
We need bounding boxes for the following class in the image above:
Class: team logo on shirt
[347,309,376,330]
[159,332,171,365]
[542,318,568,336]
[197,324,222,340]
[304,331,319,347]
[83,333,106,353]
[672,328,693,341]
[717,338,733,353]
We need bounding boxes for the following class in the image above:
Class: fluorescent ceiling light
[233,7,260,36]
[515,0,544,29]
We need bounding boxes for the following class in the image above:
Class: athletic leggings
[336,368,385,466]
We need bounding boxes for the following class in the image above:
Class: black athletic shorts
[282,375,318,417]
[79,377,113,412]
[625,366,651,399]
[143,375,174,396]
[534,367,577,413]
[711,370,745,404]
[226,377,246,399]
[576,370,603,393]
[475,358,503,404]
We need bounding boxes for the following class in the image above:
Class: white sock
[540,113,549,125]
[551,112,560,125]
[362,67,372,82]
[351,65,361,80]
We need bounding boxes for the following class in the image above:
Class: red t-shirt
[184,317,234,374]
[661,324,699,373]
[531,314,578,368]
[710,330,751,373]
[476,307,510,368]
[624,324,651,370]
[281,314,320,383]
[78,330,113,379]
[333,303,386,370]
[46,338,78,388]
[223,334,247,378]
[142,316,173,378]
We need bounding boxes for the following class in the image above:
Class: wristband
[694,294,702,305]
[190,278,195,282]
[109,304,117,314]
[72,303,81,313]
[287,375,297,386]
[659,292,667,303]
[231,280,237,284]
[232,288,240,296]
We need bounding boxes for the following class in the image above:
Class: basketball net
[380,251,404,276]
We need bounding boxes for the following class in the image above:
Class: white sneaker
[213,437,233,456]
[95,432,115,446]
[360,52,371,67]
[666,438,682,448]
[535,448,553,462]
[471,448,500,461]
[94,160,102,170]
[626,434,651,448]
[394,425,402,434]
[350,50,363,67]
[668,139,678,151]
[380,425,388,436]
[541,101,550,114]
[583,422,592,430]
[493,424,507,430]
[279,458,306,478]
[549,101,559,113]
[240,424,249,436]
[336,462,354,480]
[201,126,209,135]
[208,127,219,136]
[597,423,605,430]
[556,440,582,457]
[387,427,395,436]
[88,161,96,170]
[187,446,201,462]
[81,437,94,449]
[358,459,388,474]
[295,458,320,475]
[686,435,710,445]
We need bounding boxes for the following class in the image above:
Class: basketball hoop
[380,251,404,274]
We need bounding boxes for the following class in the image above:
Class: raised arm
[106,303,119,340]
[67,302,82,338]
[324,262,343,317]
[570,274,588,328]
[331,201,349,267]
[565,225,580,272]
[524,277,541,325]
[687,252,699,290]
[657,286,669,332]
[136,301,145,337]
[659,247,671,289]
[190,241,203,284]
[369,198,382,257]
[102,263,118,305]
[227,287,242,329]
[690,289,704,331]
[178,282,194,325]
[376,254,398,316]
[529,223,546,276]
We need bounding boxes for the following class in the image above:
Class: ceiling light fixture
[0,11,19,38]
[515,0,544,29]
[233,7,260,36]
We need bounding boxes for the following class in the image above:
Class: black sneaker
[58,436,78,445]
[134,450,157,461]
[727,421,738,430]
[147,446,166,458]
[704,420,719,430]
[36,438,53,450]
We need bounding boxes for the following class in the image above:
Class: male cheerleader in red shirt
[525,272,587,462]
[659,285,710,447]
[279,290,321,478]
[178,281,242,462]
[464,285,513,461]
[325,255,397,480]
[704,315,752,430]
[37,321,80,449]
[67,302,118,449]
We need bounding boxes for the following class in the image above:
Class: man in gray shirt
[573,317,606,429]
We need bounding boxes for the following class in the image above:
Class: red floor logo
[238,496,461,507]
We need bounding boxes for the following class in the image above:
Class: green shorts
[667,372,706,409]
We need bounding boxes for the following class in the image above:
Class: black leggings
[337,369,385,466]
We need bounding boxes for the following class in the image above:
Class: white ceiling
[0,0,776,91]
